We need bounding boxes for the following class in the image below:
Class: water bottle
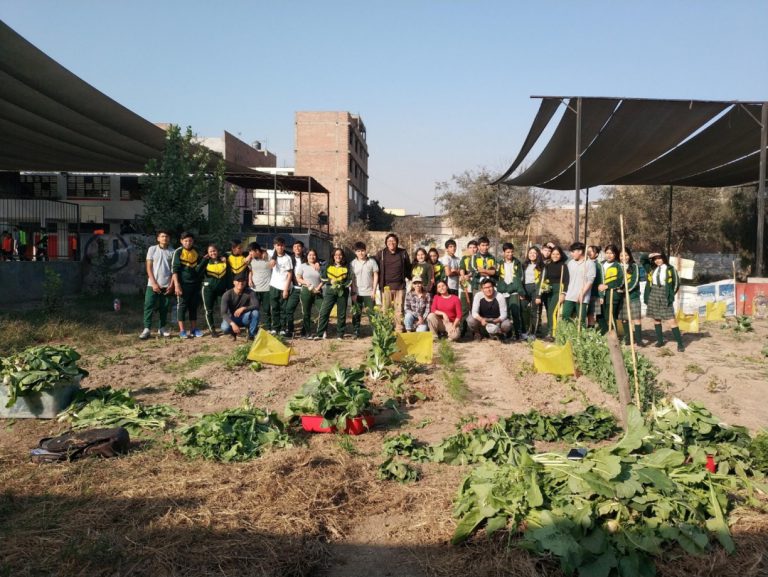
[113,298,121,312]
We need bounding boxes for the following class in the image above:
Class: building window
[20,174,58,198]
[67,175,111,199]
[276,198,292,215]
[119,176,142,200]
[254,198,268,214]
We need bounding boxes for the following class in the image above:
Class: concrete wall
[0,261,82,306]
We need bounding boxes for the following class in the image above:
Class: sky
[1,1,766,214]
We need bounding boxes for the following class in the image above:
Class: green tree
[591,185,727,254]
[360,200,395,231]
[142,125,236,245]
[721,185,765,272]
[435,168,547,238]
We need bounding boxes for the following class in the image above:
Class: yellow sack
[551,302,561,337]
[247,330,292,366]
[676,310,699,333]
[705,301,726,322]
[391,332,434,364]
[532,340,575,376]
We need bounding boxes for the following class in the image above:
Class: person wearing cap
[643,251,684,352]
[561,242,596,327]
[467,278,511,340]
[404,276,431,332]
[220,273,260,340]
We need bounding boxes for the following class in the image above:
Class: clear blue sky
[2,1,766,213]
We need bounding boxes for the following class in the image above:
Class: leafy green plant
[164,354,218,374]
[366,309,397,381]
[57,386,177,434]
[377,458,421,483]
[750,431,768,474]
[1,345,88,408]
[224,344,262,371]
[555,322,660,410]
[450,406,765,576]
[733,315,754,333]
[178,402,292,461]
[173,377,208,397]
[284,364,372,430]
[761,344,768,358]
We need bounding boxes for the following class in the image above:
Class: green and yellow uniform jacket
[410,261,434,288]
[643,264,680,305]
[321,263,351,296]
[467,253,497,290]
[590,259,603,299]
[599,261,624,299]
[172,247,202,285]
[226,253,249,284]
[496,258,524,295]
[432,260,446,284]
[202,258,228,293]
[620,263,641,301]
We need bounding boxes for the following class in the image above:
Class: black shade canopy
[496,96,767,189]
[225,173,329,194]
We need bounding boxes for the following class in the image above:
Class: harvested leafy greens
[1,345,88,408]
[57,386,177,434]
[284,364,372,430]
[178,402,292,462]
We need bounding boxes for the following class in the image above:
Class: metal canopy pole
[667,185,673,256]
[574,97,582,242]
[584,187,590,244]
[756,102,767,277]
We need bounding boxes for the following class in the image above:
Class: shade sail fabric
[491,98,560,184]
[498,96,766,189]
[612,104,763,185]
[505,98,619,187]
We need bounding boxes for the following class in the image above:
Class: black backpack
[30,427,130,463]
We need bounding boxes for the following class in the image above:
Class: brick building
[294,111,368,233]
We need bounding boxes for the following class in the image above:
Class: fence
[0,198,81,261]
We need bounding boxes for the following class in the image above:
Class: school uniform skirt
[618,296,641,321]
[646,285,674,320]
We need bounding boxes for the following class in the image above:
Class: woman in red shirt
[427,280,462,341]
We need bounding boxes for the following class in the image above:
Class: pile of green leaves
[750,431,768,475]
[284,364,372,430]
[732,315,754,333]
[1,345,88,408]
[380,407,618,468]
[377,457,421,483]
[173,377,208,397]
[451,405,767,576]
[57,386,177,434]
[178,402,292,462]
[555,323,660,410]
[366,309,397,381]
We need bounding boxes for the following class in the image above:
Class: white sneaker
[158,327,171,337]
[139,328,151,340]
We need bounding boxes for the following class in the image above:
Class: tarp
[391,332,434,364]
[247,330,292,366]
[497,96,766,189]
[532,341,575,376]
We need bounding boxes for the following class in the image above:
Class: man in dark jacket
[375,233,411,332]
[220,273,260,340]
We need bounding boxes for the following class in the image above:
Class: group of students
[141,230,685,351]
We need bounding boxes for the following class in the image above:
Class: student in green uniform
[473,236,497,286]
[297,249,324,338]
[268,237,293,335]
[200,244,229,337]
[283,240,306,337]
[643,252,685,352]
[587,245,603,329]
[618,248,643,346]
[428,248,445,296]
[316,247,351,339]
[140,230,174,339]
[536,245,568,339]
[410,248,434,292]
[172,232,204,338]
[496,242,524,339]
[459,239,479,336]
[226,239,250,288]
[597,244,623,334]
[522,246,544,337]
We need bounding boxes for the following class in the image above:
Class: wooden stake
[620,214,641,408]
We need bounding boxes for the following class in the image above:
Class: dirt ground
[0,301,767,577]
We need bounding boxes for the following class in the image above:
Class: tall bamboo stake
[620,215,641,407]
